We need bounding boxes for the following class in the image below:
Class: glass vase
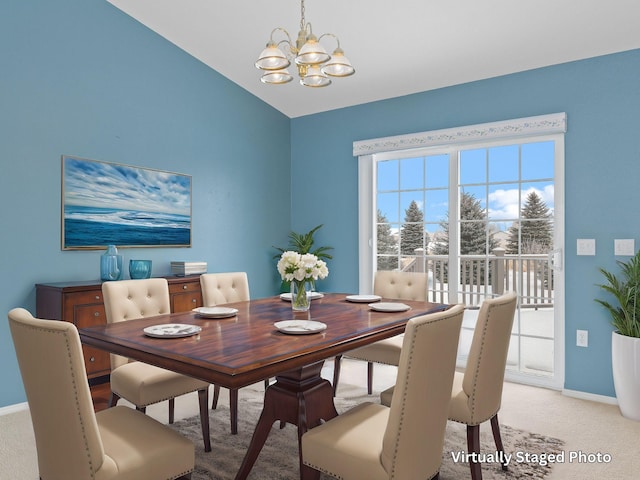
[291,280,310,312]
[100,245,123,281]
[129,259,152,279]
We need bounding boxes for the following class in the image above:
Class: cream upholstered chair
[200,271,250,306]
[200,271,258,434]
[381,291,517,480]
[102,278,211,452]
[332,270,428,395]
[447,291,517,480]
[8,308,194,480]
[301,304,464,480]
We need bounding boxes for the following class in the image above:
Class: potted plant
[595,251,640,421]
[273,224,333,292]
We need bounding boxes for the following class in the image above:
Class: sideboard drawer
[169,280,201,294]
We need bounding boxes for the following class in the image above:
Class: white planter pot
[612,331,640,421]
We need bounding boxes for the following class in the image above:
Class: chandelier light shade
[255,43,291,70]
[255,0,355,88]
[261,69,294,85]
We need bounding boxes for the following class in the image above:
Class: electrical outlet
[577,329,588,347]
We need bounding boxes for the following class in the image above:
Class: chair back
[373,270,428,301]
[458,291,517,424]
[8,308,105,479]
[102,278,171,369]
[381,304,464,479]
[200,272,250,306]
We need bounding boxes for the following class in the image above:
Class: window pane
[377,192,399,223]
[400,157,424,190]
[377,159,398,191]
[460,148,486,185]
[488,183,520,221]
[522,141,554,180]
[424,189,448,224]
[488,145,519,183]
[426,154,449,187]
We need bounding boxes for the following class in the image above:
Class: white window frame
[354,113,566,389]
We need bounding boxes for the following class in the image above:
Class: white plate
[192,306,239,318]
[279,292,325,301]
[143,323,202,338]
[274,320,327,335]
[346,294,382,303]
[368,302,411,312]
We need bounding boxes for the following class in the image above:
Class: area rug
[170,386,564,480]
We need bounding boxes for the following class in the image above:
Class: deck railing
[403,248,554,308]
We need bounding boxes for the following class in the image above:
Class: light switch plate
[577,239,596,256]
[614,239,635,256]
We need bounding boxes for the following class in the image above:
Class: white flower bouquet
[277,251,329,310]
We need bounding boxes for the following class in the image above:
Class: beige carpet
[170,388,564,480]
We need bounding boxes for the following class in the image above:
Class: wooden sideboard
[35,275,203,383]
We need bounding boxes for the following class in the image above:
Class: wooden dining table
[79,292,450,480]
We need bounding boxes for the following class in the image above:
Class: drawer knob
[89,357,95,363]
[95,295,101,301]
[192,298,197,303]
[94,311,100,317]
[183,285,188,290]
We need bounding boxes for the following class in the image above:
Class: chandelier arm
[318,33,341,50]
[269,27,293,46]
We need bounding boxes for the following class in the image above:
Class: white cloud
[488,185,554,221]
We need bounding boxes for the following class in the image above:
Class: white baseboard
[0,402,29,417]
[562,388,618,405]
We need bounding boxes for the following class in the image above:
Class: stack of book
[170,261,207,276]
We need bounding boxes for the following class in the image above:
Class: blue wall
[2,0,638,408]
[0,0,291,407]
[292,49,640,399]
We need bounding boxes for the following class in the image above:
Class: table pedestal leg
[234,361,338,480]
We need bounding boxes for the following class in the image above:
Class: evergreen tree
[506,191,553,254]
[400,200,429,255]
[433,192,497,255]
[432,192,497,284]
[377,210,398,270]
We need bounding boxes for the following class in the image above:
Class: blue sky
[63,156,191,216]
[377,140,555,233]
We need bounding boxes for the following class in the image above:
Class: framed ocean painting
[62,156,192,250]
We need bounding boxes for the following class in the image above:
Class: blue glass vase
[100,245,123,281]
[129,260,152,279]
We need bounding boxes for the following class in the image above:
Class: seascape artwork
[62,156,192,249]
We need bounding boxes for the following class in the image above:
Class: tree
[377,210,398,271]
[433,192,497,255]
[506,191,553,254]
[400,200,429,255]
[432,192,497,284]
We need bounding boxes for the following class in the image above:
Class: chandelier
[254,0,355,87]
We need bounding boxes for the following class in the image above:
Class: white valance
[353,112,567,157]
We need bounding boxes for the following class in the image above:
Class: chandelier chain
[300,0,306,32]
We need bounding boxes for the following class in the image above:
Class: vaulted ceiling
[107,0,640,118]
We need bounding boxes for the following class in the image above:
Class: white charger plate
[274,320,327,335]
[368,302,411,312]
[279,292,324,301]
[346,294,382,303]
[143,323,202,338]
[192,306,238,318]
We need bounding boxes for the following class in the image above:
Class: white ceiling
[107,0,640,118]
